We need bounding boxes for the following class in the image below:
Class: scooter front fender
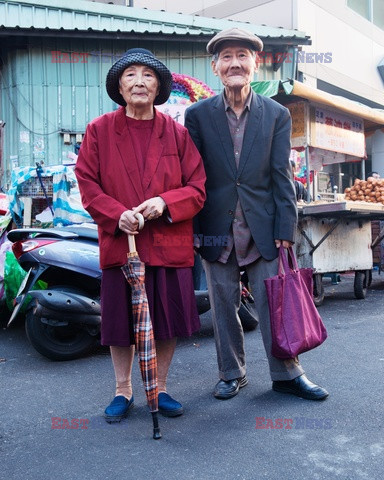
[6,264,49,327]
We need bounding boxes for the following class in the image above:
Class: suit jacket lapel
[237,92,263,177]
[114,107,145,203]
[211,95,237,176]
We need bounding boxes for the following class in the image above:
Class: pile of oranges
[344,177,384,204]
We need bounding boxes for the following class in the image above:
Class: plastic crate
[17,176,53,199]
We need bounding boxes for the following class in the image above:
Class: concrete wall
[295,0,384,107]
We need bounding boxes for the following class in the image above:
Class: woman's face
[119,64,160,108]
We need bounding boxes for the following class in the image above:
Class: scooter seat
[59,226,99,242]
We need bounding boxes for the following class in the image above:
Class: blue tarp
[7,165,93,227]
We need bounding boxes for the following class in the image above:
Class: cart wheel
[313,273,324,307]
[354,270,369,299]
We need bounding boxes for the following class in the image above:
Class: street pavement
[1,272,384,480]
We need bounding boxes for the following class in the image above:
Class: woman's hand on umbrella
[133,197,166,221]
[119,210,141,235]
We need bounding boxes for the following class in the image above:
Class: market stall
[251,80,384,304]
[296,200,384,305]
[251,79,384,200]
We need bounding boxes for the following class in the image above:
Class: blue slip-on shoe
[158,392,184,417]
[104,395,134,423]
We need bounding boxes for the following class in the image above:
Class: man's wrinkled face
[212,42,259,91]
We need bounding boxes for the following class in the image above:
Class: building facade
[0,0,310,189]
[135,0,384,182]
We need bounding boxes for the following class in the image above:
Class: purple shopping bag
[264,247,327,359]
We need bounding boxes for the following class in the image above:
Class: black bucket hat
[106,48,172,106]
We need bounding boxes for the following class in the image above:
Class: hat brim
[106,53,172,106]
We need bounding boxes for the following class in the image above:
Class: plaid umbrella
[121,214,161,440]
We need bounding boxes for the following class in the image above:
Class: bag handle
[278,246,299,276]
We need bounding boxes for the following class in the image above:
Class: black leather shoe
[272,374,329,401]
[214,376,248,399]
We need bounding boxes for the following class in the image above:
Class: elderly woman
[75,48,206,421]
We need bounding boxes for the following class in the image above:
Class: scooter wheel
[25,287,98,361]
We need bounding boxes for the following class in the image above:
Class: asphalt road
[1,272,384,480]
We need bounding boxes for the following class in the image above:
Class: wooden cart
[296,201,384,305]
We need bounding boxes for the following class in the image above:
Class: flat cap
[207,27,263,55]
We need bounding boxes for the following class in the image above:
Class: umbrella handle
[128,212,145,254]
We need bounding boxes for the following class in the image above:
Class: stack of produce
[344,177,384,204]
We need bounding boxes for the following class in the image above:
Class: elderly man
[185,28,328,401]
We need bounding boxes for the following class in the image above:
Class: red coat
[75,106,206,269]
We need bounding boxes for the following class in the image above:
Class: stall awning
[251,80,384,132]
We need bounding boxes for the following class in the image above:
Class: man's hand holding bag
[264,247,327,359]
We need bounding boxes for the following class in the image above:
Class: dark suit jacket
[184,91,297,262]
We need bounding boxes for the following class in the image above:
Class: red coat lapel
[113,107,145,203]
[113,107,167,198]
[141,109,165,192]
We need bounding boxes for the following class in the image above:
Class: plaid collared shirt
[218,91,261,267]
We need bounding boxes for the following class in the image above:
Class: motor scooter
[7,226,102,360]
[7,226,257,361]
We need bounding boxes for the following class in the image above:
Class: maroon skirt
[100,266,200,346]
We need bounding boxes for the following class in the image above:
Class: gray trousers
[203,251,305,382]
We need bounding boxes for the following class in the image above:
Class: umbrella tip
[152,411,162,439]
